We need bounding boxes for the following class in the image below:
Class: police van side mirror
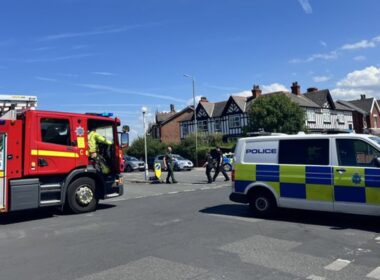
[375,157,380,168]
[120,132,129,148]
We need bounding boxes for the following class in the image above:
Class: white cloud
[92,72,115,76]
[312,76,331,83]
[26,53,95,63]
[38,23,162,41]
[289,51,338,63]
[231,90,251,97]
[35,76,58,82]
[231,83,288,97]
[341,40,376,50]
[77,83,187,103]
[186,95,202,106]
[336,66,380,88]
[353,55,366,61]
[320,41,327,47]
[262,83,288,93]
[298,0,313,14]
[330,88,373,100]
[332,66,380,100]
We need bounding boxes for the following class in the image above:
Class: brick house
[149,104,194,144]
[340,94,380,134]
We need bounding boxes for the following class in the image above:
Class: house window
[374,116,378,128]
[198,120,208,132]
[182,123,189,137]
[323,110,331,123]
[337,114,345,124]
[229,115,241,128]
[307,110,316,122]
[214,119,221,132]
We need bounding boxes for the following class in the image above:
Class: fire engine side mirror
[120,132,129,148]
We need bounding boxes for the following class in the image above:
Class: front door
[334,138,380,215]
[0,134,6,210]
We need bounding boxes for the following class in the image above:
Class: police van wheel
[249,190,276,217]
[67,177,98,214]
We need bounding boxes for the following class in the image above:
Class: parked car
[223,152,234,172]
[123,155,145,172]
[154,154,194,171]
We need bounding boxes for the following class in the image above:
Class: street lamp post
[184,74,198,167]
[142,106,149,181]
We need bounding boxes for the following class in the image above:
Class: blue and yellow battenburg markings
[234,164,380,205]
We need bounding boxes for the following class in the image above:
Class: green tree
[247,94,305,134]
[126,136,166,160]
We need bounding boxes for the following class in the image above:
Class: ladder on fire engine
[0,95,37,120]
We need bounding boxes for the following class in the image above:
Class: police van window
[336,139,380,167]
[41,118,71,146]
[279,139,329,165]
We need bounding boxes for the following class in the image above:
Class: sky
[1,0,380,141]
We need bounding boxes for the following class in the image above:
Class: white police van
[230,134,380,216]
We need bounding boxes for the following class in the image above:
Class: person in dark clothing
[203,151,215,183]
[213,147,230,182]
[163,146,177,184]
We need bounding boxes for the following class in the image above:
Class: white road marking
[135,196,145,199]
[367,267,380,279]
[200,187,211,190]
[375,236,380,241]
[209,214,261,223]
[183,189,195,192]
[153,219,182,227]
[324,259,351,271]
[152,193,164,196]
[168,191,178,194]
[306,275,325,280]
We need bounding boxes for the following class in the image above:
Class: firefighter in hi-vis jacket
[88,128,112,174]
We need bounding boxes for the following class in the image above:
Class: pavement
[0,169,379,280]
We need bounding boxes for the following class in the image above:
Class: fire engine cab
[0,95,126,214]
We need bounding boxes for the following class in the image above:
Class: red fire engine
[0,100,127,214]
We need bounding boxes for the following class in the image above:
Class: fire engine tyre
[248,189,276,218]
[67,177,98,214]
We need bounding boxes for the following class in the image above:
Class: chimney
[170,104,175,112]
[307,87,319,93]
[200,96,208,102]
[360,94,366,100]
[251,84,262,98]
[291,82,301,96]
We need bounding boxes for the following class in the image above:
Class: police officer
[213,146,230,182]
[163,146,177,184]
[88,128,112,174]
[203,150,215,183]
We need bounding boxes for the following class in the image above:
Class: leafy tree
[247,94,305,134]
[126,136,166,160]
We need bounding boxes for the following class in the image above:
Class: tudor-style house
[179,82,354,140]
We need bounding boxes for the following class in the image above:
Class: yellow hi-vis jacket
[88,131,112,153]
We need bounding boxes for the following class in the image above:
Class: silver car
[124,155,145,172]
[154,154,194,171]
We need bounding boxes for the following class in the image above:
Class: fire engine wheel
[67,177,98,214]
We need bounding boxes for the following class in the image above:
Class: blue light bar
[101,112,113,117]
[85,112,114,117]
